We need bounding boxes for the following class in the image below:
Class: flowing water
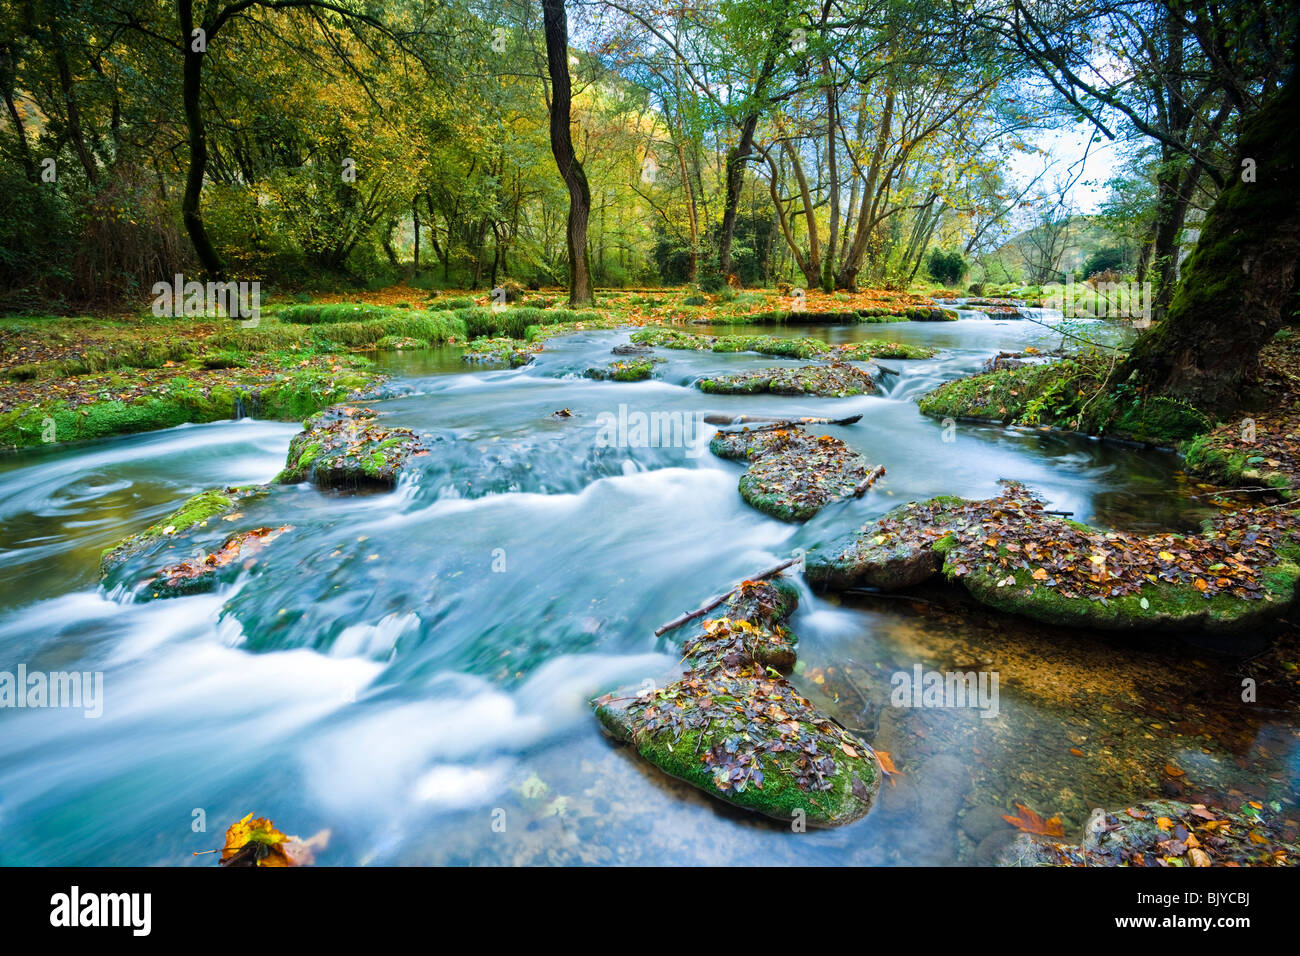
[2,315,1297,865]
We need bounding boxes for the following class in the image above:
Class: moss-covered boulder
[807,484,1300,634]
[697,362,878,397]
[275,406,429,490]
[999,799,1299,866]
[711,425,884,521]
[145,525,292,599]
[583,358,660,381]
[593,577,880,827]
[99,485,265,578]
[461,336,538,368]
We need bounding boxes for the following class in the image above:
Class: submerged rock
[98,484,285,599]
[697,361,878,397]
[807,484,1300,634]
[99,485,265,578]
[711,425,884,521]
[147,525,292,598]
[999,799,1299,866]
[276,406,429,490]
[593,577,881,827]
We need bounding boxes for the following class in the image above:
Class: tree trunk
[717,46,780,279]
[179,0,223,278]
[412,201,420,275]
[542,0,593,306]
[1120,79,1300,413]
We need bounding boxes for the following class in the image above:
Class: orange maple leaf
[1002,803,1066,836]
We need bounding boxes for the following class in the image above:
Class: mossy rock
[99,485,265,578]
[807,488,1300,635]
[711,426,883,522]
[276,406,429,490]
[583,358,659,381]
[592,576,879,827]
[917,358,1209,446]
[144,526,292,599]
[462,336,537,368]
[698,362,877,398]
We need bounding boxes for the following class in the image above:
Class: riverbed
[1,314,1296,865]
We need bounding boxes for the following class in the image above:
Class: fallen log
[703,413,862,427]
[653,555,803,637]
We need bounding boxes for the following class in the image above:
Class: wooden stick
[653,555,802,637]
[852,464,886,497]
[704,413,862,428]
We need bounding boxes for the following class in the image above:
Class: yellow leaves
[1156,816,1174,831]
[1189,847,1213,867]
[1158,551,1175,562]
[218,812,329,867]
[1031,567,1049,581]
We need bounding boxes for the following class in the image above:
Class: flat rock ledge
[697,361,879,397]
[276,405,429,490]
[98,484,284,599]
[710,425,884,521]
[999,799,1298,866]
[806,483,1300,634]
[593,577,881,827]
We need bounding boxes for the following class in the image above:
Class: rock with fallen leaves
[276,405,431,490]
[98,484,268,589]
[148,526,292,598]
[999,799,1298,866]
[807,483,1300,634]
[697,361,879,398]
[711,425,884,522]
[593,577,882,827]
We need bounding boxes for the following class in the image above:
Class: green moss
[98,485,256,575]
[625,700,877,825]
[917,358,1210,446]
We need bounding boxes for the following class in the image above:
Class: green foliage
[926,249,967,285]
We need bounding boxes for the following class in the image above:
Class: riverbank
[0,284,961,450]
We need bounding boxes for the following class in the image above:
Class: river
[1,313,1295,865]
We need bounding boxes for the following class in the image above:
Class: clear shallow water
[1,318,1295,866]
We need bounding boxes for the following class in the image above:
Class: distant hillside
[987,215,1128,281]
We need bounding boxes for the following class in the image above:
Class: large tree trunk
[1119,79,1300,413]
[179,0,223,278]
[542,0,593,306]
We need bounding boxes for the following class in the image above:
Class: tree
[1119,78,1300,412]
[542,0,593,305]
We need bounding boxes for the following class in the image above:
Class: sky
[1008,123,1126,216]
